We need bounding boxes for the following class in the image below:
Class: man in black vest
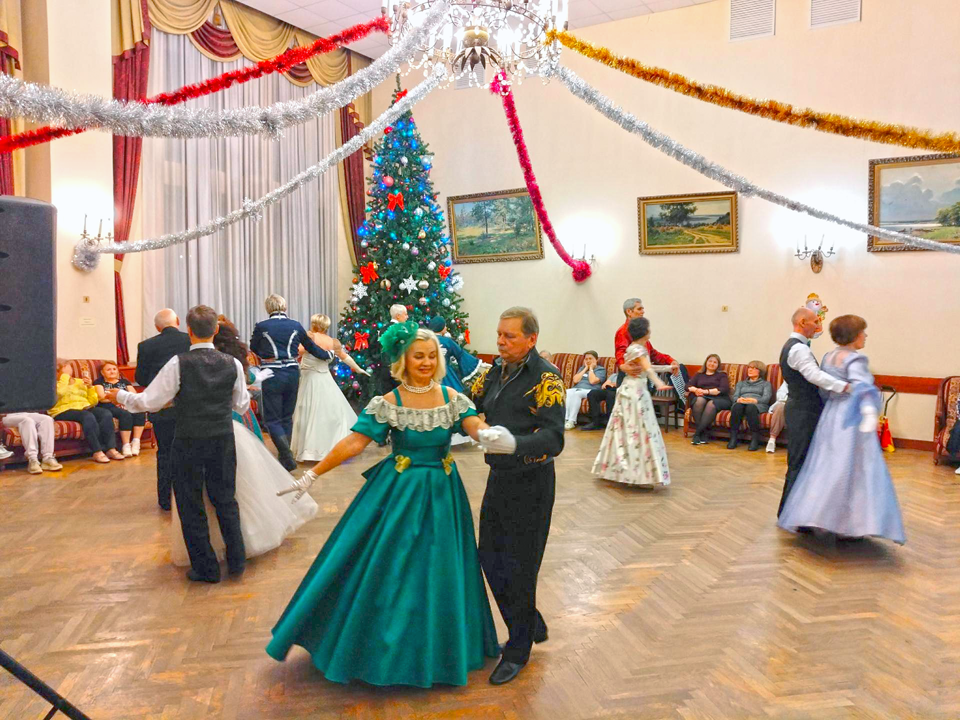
[470,307,565,686]
[136,309,191,511]
[778,307,850,517]
[111,305,250,583]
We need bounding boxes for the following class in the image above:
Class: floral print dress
[591,344,671,487]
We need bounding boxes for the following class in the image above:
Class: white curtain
[141,29,340,343]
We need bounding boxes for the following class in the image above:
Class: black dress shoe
[582,423,603,431]
[748,436,762,451]
[278,455,297,472]
[534,627,548,644]
[228,565,245,578]
[186,569,220,583]
[726,439,738,449]
[489,659,525,685]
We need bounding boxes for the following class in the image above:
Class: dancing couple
[266,307,564,687]
[776,308,905,544]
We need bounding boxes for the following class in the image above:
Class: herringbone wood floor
[1,431,958,719]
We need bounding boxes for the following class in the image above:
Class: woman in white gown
[171,318,319,566]
[592,317,672,487]
[291,314,368,463]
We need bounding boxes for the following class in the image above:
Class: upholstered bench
[934,376,960,465]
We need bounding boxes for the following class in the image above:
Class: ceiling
[240,0,718,59]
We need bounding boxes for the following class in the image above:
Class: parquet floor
[1,430,958,719]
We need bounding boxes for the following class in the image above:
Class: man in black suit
[136,309,190,511]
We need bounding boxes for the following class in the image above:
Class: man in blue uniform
[250,294,332,471]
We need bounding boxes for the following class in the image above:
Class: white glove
[355,367,371,376]
[248,367,274,389]
[478,426,518,455]
[277,469,318,501]
[859,406,878,434]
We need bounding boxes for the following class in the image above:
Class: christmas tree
[335,77,471,405]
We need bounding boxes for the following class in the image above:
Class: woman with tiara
[266,322,498,687]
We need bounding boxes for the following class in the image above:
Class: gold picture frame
[867,153,960,252]
[448,188,544,264]
[638,191,739,255]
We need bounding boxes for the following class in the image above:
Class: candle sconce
[574,244,597,269]
[795,235,835,274]
[78,215,113,252]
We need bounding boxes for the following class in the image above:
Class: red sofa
[934,376,959,465]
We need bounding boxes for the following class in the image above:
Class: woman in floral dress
[592,317,671,487]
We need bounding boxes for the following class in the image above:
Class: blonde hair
[310,313,331,332]
[389,328,446,383]
[265,294,287,314]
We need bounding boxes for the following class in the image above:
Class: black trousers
[171,433,245,580]
[479,463,555,665]
[261,367,299,441]
[729,403,762,434]
[101,403,146,431]
[151,414,177,510]
[56,407,117,453]
[587,387,617,425]
[778,403,823,517]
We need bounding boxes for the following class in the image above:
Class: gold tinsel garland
[546,29,960,154]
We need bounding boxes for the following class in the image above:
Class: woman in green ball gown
[267,323,499,687]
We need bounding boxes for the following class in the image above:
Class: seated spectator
[565,351,607,429]
[49,363,123,463]
[539,350,556,366]
[1,413,63,474]
[727,361,774,451]
[94,361,146,457]
[585,372,618,430]
[766,382,788,453]
[687,353,731,445]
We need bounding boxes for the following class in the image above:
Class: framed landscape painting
[638,191,739,255]
[867,153,960,252]
[448,188,544,264]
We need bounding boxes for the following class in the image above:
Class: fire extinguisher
[877,386,897,453]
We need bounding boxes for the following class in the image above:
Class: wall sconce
[574,243,597,268]
[795,235,834,274]
[79,214,112,251]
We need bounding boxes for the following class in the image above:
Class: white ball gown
[170,421,319,566]
[290,353,358,462]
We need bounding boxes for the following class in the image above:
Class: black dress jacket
[135,326,191,418]
[469,347,565,471]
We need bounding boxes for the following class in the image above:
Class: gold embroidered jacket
[469,347,565,470]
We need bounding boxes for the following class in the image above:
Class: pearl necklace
[402,380,435,394]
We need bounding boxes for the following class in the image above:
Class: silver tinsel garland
[550,65,960,255]
[1,1,449,140]
[73,66,447,271]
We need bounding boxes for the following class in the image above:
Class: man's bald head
[154,309,179,332]
[792,307,818,338]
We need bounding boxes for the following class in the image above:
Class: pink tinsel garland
[490,71,591,283]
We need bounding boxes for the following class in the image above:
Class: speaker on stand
[0,196,57,414]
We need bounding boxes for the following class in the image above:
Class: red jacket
[614,321,675,369]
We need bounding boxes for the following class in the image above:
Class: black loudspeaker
[0,196,57,413]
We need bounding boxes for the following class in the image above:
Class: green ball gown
[266,387,499,687]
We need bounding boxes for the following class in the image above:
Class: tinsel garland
[550,65,960,254]
[489,72,592,282]
[0,1,449,140]
[0,17,389,154]
[72,66,446,271]
[547,30,960,155]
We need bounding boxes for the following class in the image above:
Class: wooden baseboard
[892,438,935,452]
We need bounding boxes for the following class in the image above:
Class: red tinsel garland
[489,71,591,283]
[0,16,389,155]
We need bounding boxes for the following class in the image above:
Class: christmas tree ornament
[400,156,409,165]
[402,242,410,250]
[414,207,424,217]
[384,176,394,187]
[384,126,393,134]
[427,261,436,270]
[400,275,417,294]
[438,264,451,280]
[417,279,429,290]
[360,262,379,283]
[380,278,392,290]
[419,296,428,305]
[450,305,457,311]
[360,240,369,248]
[419,230,427,239]
[387,191,404,210]
[411,247,419,256]
[442,298,451,307]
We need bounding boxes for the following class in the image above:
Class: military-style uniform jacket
[469,347,565,471]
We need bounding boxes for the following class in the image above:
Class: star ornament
[387,192,405,211]
[351,282,368,301]
[399,275,417,295]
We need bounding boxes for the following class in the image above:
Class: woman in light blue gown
[778,315,905,544]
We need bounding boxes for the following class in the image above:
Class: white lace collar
[364,393,475,431]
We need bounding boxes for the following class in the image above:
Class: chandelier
[382,0,568,88]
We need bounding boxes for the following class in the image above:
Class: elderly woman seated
[727,360,774,451]
[50,362,124,463]
[564,351,606,429]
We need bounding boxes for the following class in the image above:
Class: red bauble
[384,127,393,135]
[384,176,394,187]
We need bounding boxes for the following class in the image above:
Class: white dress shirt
[117,343,251,416]
[785,332,848,393]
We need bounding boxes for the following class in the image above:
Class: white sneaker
[0,445,13,460]
[131,439,141,456]
[955,466,960,476]
[121,443,133,457]
[27,458,42,474]
[41,457,63,471]
[766,438,777,453]
[564,421,576,430]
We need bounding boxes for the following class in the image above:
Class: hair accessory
[379,321,419,364]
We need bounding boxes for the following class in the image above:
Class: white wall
[47,0,116,360]
[372,0,960,440]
